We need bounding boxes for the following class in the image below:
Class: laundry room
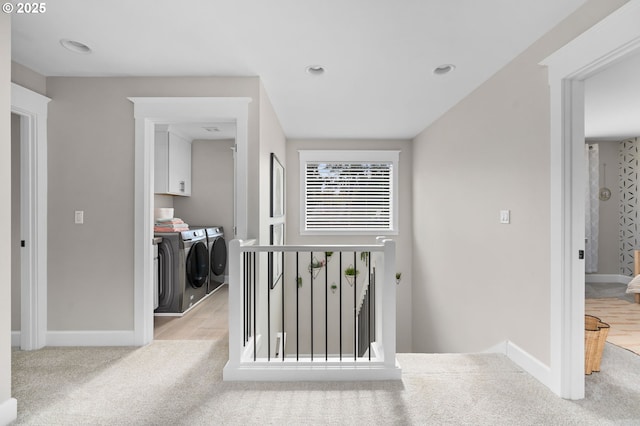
[152,121,235,330]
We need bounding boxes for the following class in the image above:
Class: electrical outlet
[74,210,84,224]
[500,210,510,224]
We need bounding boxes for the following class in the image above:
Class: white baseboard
[223,360,402,381]
[484,341,508,354]
[46,330,136,346]
[585,274,632,284]
[0,398,17,426]
[11,331,20,347]
[484,340,551,389]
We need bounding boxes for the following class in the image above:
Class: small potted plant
[344,265,359,286]
[325,251,334,263]
[330,283,338,294]
[396,272,402,285]
[308,257,326,278]
[296,276,303,288]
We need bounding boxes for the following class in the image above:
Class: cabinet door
[154,131,170,193]
[168,133,192,196]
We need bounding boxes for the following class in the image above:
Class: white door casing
[542,0,640,399]
[10,83,50,350]
[129,97,251,345]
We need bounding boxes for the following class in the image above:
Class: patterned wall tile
[619,137,640,276]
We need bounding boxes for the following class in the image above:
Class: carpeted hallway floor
[8,284,640,425]
[10,338,640,425]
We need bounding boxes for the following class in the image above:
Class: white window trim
[299,150,399,236]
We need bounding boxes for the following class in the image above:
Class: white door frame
[542,0,640,399]
[10,83,50,350]
[129,97,251,346]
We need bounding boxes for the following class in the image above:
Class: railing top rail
[233,242,386,253]
[237,239,258,247]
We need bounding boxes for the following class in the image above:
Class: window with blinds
[300,150,399,234]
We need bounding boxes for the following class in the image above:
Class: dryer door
[211,237,227,276]
[157,240,174,308]
[186,241,209,288]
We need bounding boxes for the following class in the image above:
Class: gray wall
[595,141,620,275]
[172,139,235,246]
[285,138,413,353]
[1,8,13,410]
[257,82,287,357]
[11,61,46,97]
[45,76,260,331]
[411,0,628,364]
[11,114,21,332]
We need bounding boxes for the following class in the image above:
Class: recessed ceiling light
[60,39,92,54]
[433,64,455,75]
[306,65,326,76]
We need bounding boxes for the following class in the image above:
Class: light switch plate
[75,210,84,224]
[500,210,510,224]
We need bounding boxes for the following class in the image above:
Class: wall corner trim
[0,398,17,426]
[506,341,551,389]
[485,340,551,389]
[10,332,20,347]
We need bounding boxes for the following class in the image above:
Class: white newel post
[226,239,243,373]
[382,239,396,367]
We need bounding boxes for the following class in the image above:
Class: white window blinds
[300,150,398,234]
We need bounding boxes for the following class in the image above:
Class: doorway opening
[10,83,50,351]
[583,49,640,359]
[151,121,235,340]
[129,97,251,346]
[543,0,640,399]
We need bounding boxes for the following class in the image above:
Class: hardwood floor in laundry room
[585,295,640,356]
[154,285,229,340]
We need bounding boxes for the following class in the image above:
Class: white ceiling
[11,0,590,140]
[585,50,640,141]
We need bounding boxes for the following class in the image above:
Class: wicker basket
[585,315,610,375]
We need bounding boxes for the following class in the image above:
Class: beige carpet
[11,338,640,425]
[585,298,640,355]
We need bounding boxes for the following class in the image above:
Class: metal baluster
[325,251,328,361]
[253,252,257,362]
[353,251,357,361]
[339,252,343,361]
[243,252,247,345]
[368,252,371,361]
[296,252,299,361]
[268,250,271,362]
[372,267,375,344]
[281,249,285,362]
[310,251,314,361]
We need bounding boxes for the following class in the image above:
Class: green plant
[395,272,402,285]
[330,283,338,294]
[325,251,334,258]
[360,252,369,266]
[296,276,303,288]
[344,266,359,276]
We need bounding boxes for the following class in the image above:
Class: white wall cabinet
[155,130,192,196]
